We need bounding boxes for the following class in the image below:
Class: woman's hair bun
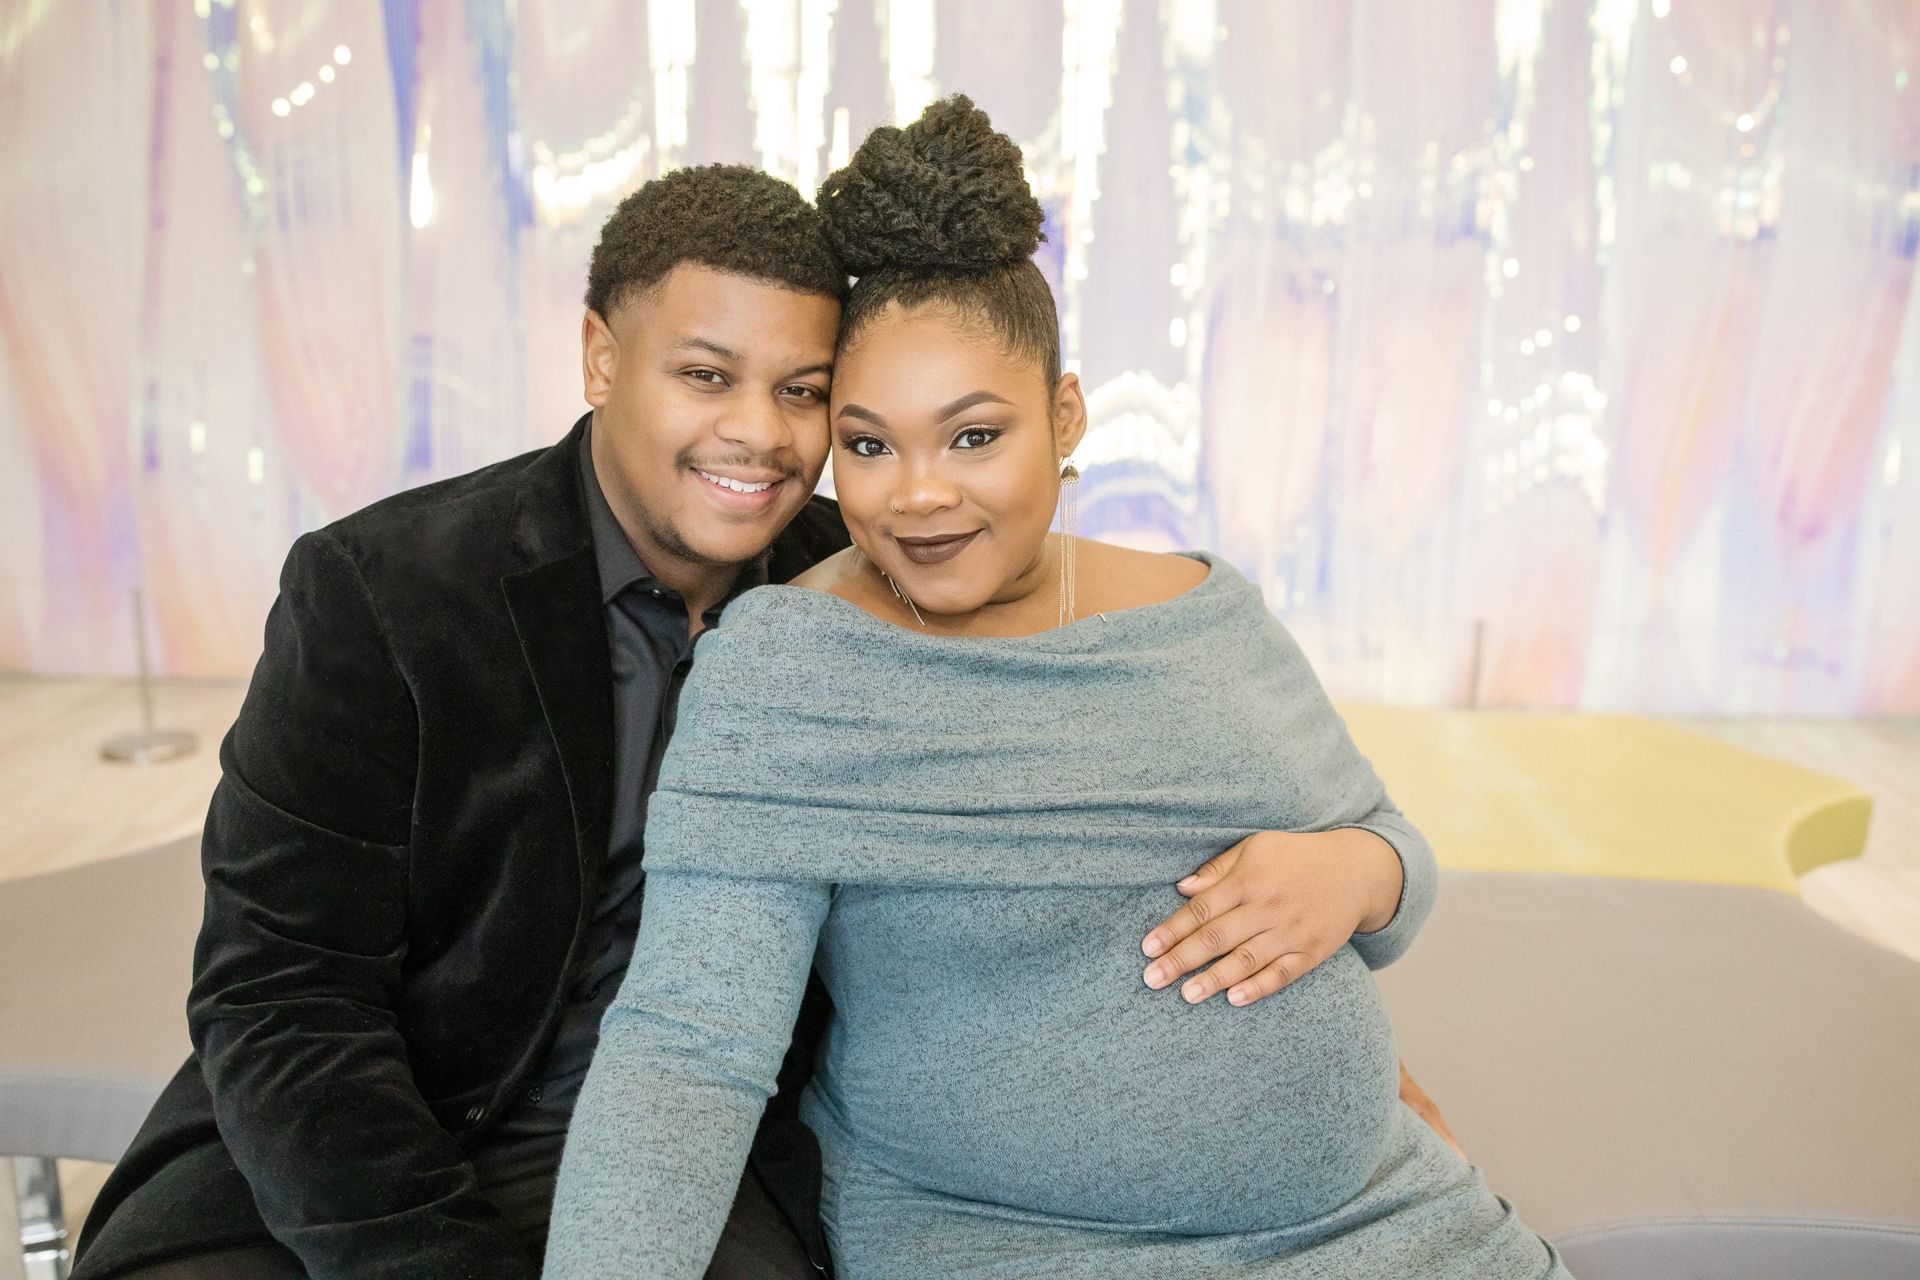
[817,95,1045,277]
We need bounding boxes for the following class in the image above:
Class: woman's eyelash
[842,428,1002,455]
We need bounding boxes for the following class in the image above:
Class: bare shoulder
[787,545,864,599]
[1073,540,1209,613]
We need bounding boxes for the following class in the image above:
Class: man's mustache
[678,450,801,479]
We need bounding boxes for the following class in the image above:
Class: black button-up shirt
[469,426,767,1240]
[543,427,770,1104]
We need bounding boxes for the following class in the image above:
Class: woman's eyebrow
[836,403,888,427]
[935,390,1015,420]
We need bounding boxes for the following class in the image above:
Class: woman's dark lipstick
[893,530,981,565]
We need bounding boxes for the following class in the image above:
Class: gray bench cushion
[9,843,1919,1279]
[1377,871,1920,1279]
[0,838,200,1163]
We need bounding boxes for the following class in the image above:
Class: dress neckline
[734,549,1229,653]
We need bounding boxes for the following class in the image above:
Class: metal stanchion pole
[100,588,197,765]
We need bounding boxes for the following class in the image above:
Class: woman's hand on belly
[1140,827,1402,1006]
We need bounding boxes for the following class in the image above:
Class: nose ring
[889,500,904,514]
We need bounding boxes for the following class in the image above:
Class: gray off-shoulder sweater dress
[544,552,1570,1279]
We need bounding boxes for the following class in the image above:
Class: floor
[4,674,1918,1260]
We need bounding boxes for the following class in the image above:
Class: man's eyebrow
[836,403,888,427]
[784,361,834,381]
[935,390,1015,420]
[672,336,743,361]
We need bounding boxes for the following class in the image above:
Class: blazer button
[524,1084,544,1103]
[465,1104,486,1125]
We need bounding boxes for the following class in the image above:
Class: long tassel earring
[1056,460,1080,628]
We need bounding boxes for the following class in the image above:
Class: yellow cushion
[1338,707,1873,894]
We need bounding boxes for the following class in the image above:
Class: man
[75,162,1453,1280]
[74,165,851,1280]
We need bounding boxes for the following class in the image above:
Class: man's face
[582,263,840,572]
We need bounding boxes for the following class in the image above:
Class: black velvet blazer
[73,415,850,1280]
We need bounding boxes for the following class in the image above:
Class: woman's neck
[859,536,1064,638]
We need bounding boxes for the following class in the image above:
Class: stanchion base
[100,729,199,765]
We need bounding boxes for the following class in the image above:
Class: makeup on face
[828,306,1076,624]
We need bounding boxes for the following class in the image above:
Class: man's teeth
[697,470,774,494]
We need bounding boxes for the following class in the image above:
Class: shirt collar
[578,422,770,616]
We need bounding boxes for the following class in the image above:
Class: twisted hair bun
[817,95,1045,276]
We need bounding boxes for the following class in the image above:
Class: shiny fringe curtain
[2,0,1916,713]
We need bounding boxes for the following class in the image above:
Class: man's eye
[954,427,1000,449]
[846,436,889,458]
[685,369,726,386]
[781,385,825,402]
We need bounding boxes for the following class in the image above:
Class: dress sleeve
[1338,798,1438,969]
[543,869,830,1278]
[1259,608,1439,970]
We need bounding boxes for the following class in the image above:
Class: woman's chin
[910,585,995,619]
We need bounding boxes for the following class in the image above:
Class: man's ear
[582,308,618,408]
[1051,371,1089,459]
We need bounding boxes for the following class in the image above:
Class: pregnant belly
[811,885,1403,1234]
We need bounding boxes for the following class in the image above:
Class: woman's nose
[892,468,960,515]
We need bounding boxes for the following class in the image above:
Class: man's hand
[1140,828,1402,1006]
[1399,1062,1466,1158]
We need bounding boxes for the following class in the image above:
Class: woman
[546,98,1569,1278]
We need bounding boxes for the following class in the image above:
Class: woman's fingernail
[1228,987,1249,1005]
[1144,964,1167,987]
[1177,876,1200,890]
[1142,936,1164,957]
[1182,982,1204,1003]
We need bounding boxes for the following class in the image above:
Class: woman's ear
[1051,371,1088,458]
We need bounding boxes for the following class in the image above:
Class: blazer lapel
[501,416,615,896]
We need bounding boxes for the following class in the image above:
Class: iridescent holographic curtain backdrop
[2,0,1916,712]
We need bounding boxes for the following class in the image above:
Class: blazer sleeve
[544,868,830,1278]
[188,530,535,1280]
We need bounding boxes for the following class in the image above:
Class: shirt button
[524,1084,544,1103]
[465,1104,486,1124]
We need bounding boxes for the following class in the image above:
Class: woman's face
[829,303,1086,620]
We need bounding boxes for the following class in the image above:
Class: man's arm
[189,530,533,1280]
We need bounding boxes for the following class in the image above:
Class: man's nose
[716,393,791,455]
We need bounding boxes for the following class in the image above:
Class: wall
[2,0,1916,711]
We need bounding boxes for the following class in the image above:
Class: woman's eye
[954,427,1000,449]
[846,436,889,458]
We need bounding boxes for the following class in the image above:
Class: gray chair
[1378,870,1920,1279]
[0,839,201,1280]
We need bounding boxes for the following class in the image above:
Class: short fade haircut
[584,164,849,319]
